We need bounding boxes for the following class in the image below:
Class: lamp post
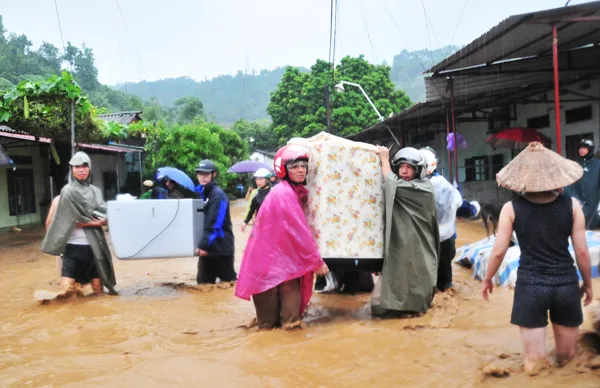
[334,81,384,121]
[334,81,400,146]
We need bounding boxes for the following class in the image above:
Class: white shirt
[67,227,89,245]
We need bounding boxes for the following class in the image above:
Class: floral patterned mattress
[288,132,384,259]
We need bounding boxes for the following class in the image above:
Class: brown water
[1,201,599,387]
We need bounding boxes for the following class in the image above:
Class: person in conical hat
[481,142,593,372]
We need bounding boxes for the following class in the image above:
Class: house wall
[88,153,131,201]
[414,79,600,204]
[249,152,274,167]
[0,140,48,230]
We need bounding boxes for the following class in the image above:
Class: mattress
[288,132,384,259]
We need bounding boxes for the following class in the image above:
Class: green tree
[142,121,245,192]
[173,96,204,123]
[267,55,412,143]
[390,46,459,102]
[231,118,278,151]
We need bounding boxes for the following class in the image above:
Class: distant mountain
[115,46,459,123]
[116,68,305,125]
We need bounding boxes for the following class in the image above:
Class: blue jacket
[195,182,234,257]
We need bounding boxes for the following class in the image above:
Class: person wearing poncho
[372,146,439,316]
[482,142,593,373]
[41,151,117,295]
[235,145,329,329]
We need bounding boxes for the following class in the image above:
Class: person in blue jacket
[564,139,600,230]
[194,159,237,284]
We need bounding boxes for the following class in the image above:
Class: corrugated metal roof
[426,1,600,75]
[98,111,142,125]
[0,125,52,143]
[77,142,143,153]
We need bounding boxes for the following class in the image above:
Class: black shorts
[511,282,583,328]
[61,244,99,284]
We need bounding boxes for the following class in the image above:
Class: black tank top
[512,194,578,286]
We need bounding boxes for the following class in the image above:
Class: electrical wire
[359,0,378,63]
[114,0,160,105]
[450,0,469,46]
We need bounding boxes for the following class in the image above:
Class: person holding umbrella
[156,167,196,199]
[194,160,237,284]
[482,142,593,373]
[241,168,272,232]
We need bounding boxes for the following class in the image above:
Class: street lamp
[334,80,400,146]
[334,81,384,122]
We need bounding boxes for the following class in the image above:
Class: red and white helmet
[273,144,310,179]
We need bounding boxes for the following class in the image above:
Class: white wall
[412,79,600,203]
[88,153,129,200]
[249,152,274,167]
[0,140,47,229]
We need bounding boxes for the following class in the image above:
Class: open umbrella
[228,160,272,174]
[486,127,552,150]
[156,167,195,191]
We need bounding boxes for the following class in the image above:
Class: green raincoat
[371,173,440,316]
[41,152,117,294]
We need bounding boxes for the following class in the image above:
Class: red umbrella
[486,127,552,150]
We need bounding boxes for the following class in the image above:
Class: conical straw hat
[496,142,583,192]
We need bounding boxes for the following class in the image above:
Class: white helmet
[253,168,271,178]
[392,147,428,180]
[419,147,437,176]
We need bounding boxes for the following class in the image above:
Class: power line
[331,0,339,71]
[359,0,378,63]
[114,0,160,104]
[53,0,66,51]
[450,0,469,46]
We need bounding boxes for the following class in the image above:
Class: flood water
[1,200,599,387]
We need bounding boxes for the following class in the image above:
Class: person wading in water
[482,142,593,373]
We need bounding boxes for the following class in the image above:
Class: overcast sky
[0,0,595,85]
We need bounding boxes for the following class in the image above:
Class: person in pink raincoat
[235,144,329,329]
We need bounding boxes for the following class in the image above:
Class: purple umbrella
[228,160,272,174]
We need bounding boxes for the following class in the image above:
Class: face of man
[196,171,215,186]
[399,163,416,181]
[72,164,90,181]
[579,146,590,158]
[287,160,308,183]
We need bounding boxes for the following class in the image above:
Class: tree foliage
[139,120,248,192]
[0,71,102,142]
[268,55,412,143]
[390,46,459,103]
[230,118,278,152]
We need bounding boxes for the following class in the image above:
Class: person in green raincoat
[372,146,440,316]
[42,152,117,295]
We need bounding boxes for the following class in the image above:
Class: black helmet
[195,159,217,173]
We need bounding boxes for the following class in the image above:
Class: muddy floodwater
[1,200,599,387]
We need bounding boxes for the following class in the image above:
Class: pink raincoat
[235,180,324,316]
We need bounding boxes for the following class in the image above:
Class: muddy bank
[0,202,599,387]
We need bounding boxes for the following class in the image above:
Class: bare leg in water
[519,327,548,373]
[91,278,104,295]
[552,324,579,367]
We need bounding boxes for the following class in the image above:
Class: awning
[426,1,600,75]
[77,143,144,153]
[0,125,52,143]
